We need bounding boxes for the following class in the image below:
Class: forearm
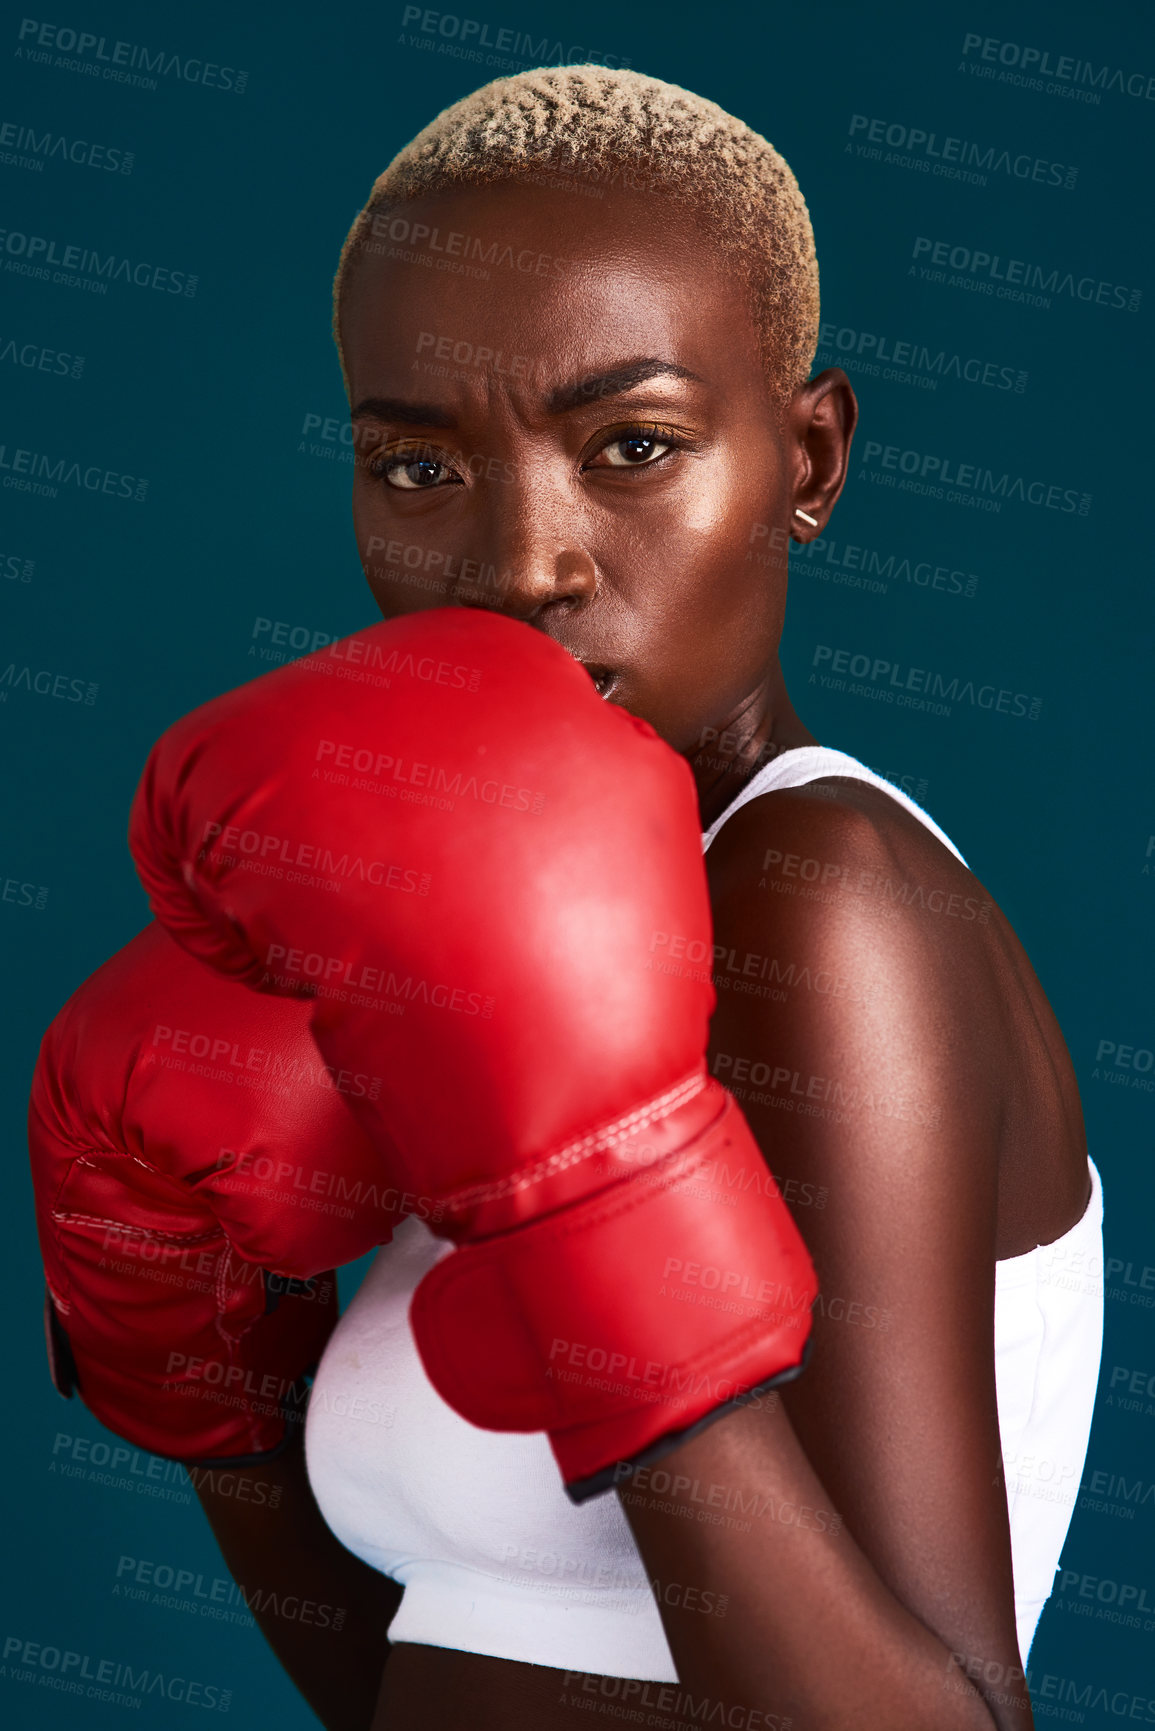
[190,1425,401,1731]
[618,1396,1033,1731]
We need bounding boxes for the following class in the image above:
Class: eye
[586,423,685,472]
[372,448,463,491]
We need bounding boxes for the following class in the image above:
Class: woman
[206,67,1102,1729]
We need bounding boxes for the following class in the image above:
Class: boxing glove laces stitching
[551,1188,810,1390]
[51,1212,222,1245]
[424,1118,809,1425]
[439,1070,707,1215]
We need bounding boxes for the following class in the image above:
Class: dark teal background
[3,0,1152,1722]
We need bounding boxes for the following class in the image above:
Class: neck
[687,669,817,830]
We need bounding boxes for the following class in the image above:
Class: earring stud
[794,508,818,527]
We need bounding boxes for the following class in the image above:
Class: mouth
[580,662,618,700]
[554,641,619,700]
[567,657,612,699]
[554,640,619,699]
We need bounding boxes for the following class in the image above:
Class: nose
[456,496,598,621]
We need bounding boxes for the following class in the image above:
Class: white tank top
[305,747,1104,1675]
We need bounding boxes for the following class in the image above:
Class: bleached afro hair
[333,65,820,405]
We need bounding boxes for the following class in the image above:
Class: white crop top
[305,747,1104,1676]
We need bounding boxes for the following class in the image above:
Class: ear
[787,370,858,541]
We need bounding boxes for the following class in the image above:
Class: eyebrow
[351,396,456,427]
[548,359,704,414]
[350,359,704,430]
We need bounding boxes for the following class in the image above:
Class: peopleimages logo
[0,663,98,704]
[791,535,978,599]
[858,440,1090,516]
[810,645,1042,723]
[0,440,147,502]
[848,114,1077,189]
[0,337,84,378]
[960,33,1155,104]
[911,237,1141,313]
[0,119,133,173]
[0,226,197,295]
[15,18,248,93]
[815,321,1026,393]
[2,1633,232,1710]
[397,6,630,70]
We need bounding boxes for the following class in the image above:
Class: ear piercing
[794,508,818,527]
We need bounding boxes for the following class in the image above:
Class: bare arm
[618,783,1035,1730]
[191,1420,401,1731]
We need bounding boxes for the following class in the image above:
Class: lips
[581,664,618,700]
[554,641,618,699]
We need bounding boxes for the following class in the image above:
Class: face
[341,179,854,774]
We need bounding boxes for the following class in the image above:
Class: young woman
[205,67,1102,1730]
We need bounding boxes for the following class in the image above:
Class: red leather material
[409,1088,815,1445]
[129,610,816,1488]
[29,923,396,1462]
[130,613,713,1183]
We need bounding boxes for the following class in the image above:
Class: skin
[192,1423,400,1731]
[240,176,1088,1728]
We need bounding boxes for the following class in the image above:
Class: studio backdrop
[2,0,1152,1724]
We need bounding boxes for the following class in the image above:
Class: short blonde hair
[333,65,819,402]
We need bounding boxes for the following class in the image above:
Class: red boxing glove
[29,923,397,1464]
[130,610,816,1499]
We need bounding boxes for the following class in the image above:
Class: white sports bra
[304,747,1104,1676]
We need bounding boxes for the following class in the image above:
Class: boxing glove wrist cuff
[565,1338,813,1504]
[439,1069,711,1234]
[410,1089,816,1496]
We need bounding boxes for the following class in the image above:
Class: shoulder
[703,774,1013,1134]
[708,771,971,891]
[707,774,998,976]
